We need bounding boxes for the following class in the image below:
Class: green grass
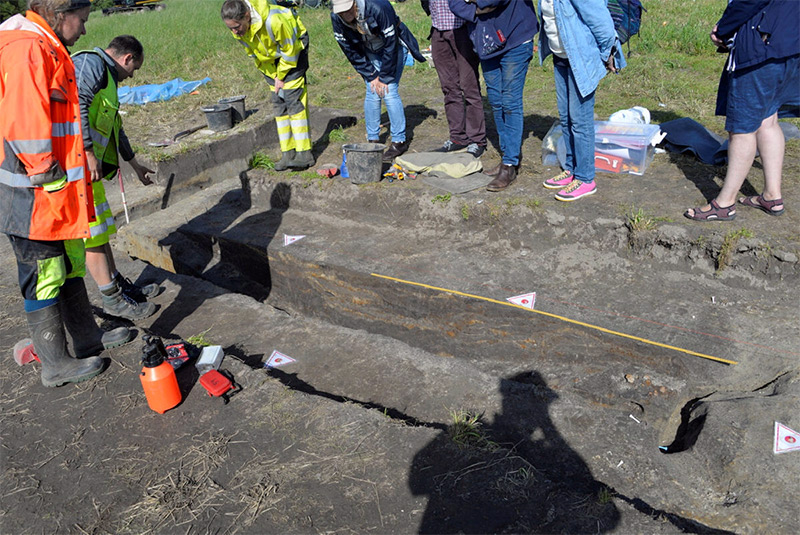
[431,193,451,205]
[186,327,214,347]
[597,486,616,505]
[326,125,347,144]
[249,151,275,170]
[448,409,497,451]
[716,227,755,273]
[626,205,670,232]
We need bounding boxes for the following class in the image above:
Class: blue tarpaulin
[118,77,211,105]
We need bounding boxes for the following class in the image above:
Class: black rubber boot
[273,149,296,171]
[101,282,157,321]
[60,279,134,357]
[114,272,160,302]
[288,150,315,170]
[26,303,104,387]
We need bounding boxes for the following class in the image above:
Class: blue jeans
[481,41,533,166]
[553,56,596,183]
[364,47,406,143]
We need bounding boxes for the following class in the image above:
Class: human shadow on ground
[409,371,621,533]
[145,178,290,339]
[409,370,733,534]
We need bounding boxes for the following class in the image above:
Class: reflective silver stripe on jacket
[90,129,110,148]
[0,164,84,187]
[7,139,52,155]
[52,121,81,137]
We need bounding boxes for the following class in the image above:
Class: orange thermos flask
[140,335,182,414]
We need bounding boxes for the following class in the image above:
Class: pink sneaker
[555,179,597,202]
[543,169,574,189]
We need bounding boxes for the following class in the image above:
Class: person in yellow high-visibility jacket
[222,0,314,171]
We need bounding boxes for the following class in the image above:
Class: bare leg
[713,130,757,208]
[85,243,117,287]
[685,117,763,217]
[747,112,784,210]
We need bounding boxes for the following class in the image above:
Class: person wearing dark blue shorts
[685,0,799,222]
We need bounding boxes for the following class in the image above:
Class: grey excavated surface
[2,107,798,533]
[113,167,798,532]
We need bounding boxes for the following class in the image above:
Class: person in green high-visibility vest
[73,35,159,321]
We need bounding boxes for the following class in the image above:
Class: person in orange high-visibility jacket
[222,0,315,171]
[0,0,133,388]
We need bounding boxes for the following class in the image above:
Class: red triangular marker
[774,421,800,454]
[507,292,536,310]
[284,234,305,246]
[265,350,296,368]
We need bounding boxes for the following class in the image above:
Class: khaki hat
[332,0,354,14]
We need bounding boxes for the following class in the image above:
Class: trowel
[148,124,206,147]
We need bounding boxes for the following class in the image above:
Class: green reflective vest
[74,50,121,179]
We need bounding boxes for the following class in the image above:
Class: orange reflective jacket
[0,11,93,241]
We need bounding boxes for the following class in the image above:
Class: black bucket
[218,95,246,123]
[202,104,233,132]
[342,143,385,184]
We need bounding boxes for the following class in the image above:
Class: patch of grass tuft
[186,328,214,347]
[250,151,275,170]
[448,409,497,451]
[460,203,470,221]
[327,126,347,144]
[431,193,452,205]
[627,205,669,232]
[597,486,616,505]
[716,227,754,273]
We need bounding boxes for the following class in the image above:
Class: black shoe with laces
[432,140,468,153]
[466,143,485,158]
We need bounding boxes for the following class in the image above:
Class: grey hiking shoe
[101,287,156,321]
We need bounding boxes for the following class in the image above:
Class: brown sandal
[738,195,784,216]
[684,200,736,221]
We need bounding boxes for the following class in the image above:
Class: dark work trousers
[431,25,486,147]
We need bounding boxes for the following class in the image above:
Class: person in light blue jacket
[538,0,625,202]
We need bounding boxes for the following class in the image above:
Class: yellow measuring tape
[371,273,738,366]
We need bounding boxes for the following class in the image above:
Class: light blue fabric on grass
[118,77,212,105]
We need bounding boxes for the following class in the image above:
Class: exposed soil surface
[1,96,798,534]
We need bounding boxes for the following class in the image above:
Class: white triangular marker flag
[284,234,305,246]
[507,292,536,310]
[774,421,800,454]
[265,350,296,368]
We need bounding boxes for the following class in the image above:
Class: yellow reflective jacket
[231,0,307,83]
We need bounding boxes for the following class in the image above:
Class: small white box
[195,345,224,375]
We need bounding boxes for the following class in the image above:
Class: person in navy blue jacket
[448,0,538,192]
[331,0,426,163]
[685,0,799,221]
